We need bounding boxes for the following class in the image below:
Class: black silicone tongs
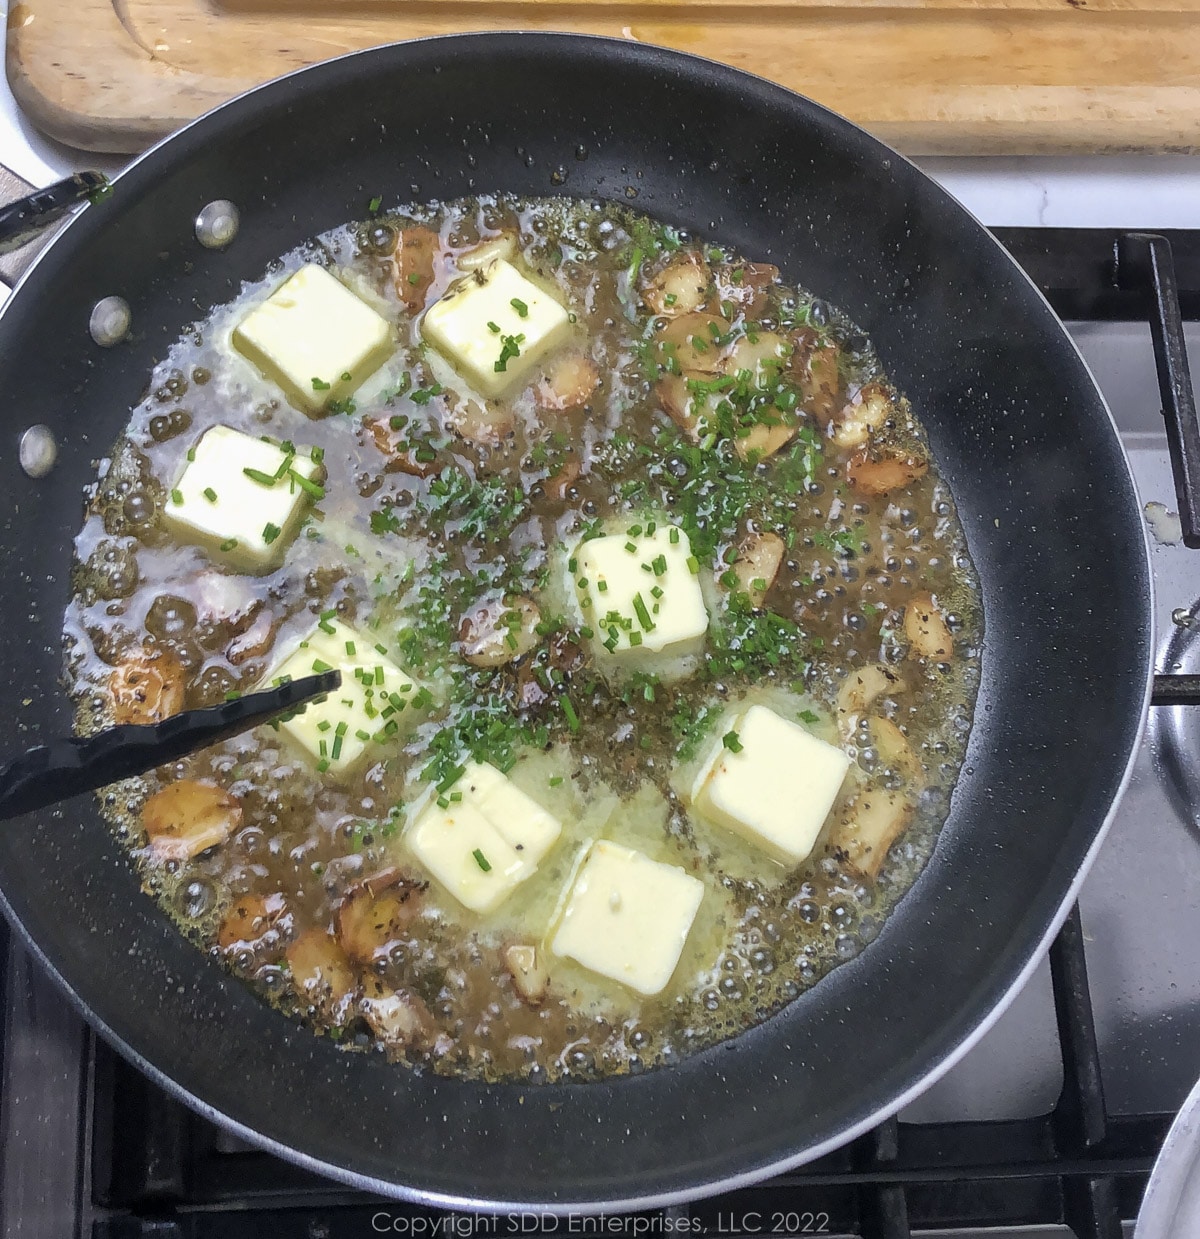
[0,671,341,821]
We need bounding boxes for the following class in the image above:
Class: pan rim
[0,30,1156,1214]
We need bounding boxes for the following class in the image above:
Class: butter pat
[259,619,427,777]
[233,264,393,414]
[691,704,851,865]
[164,425,321,571]
[572,524,708,657]
[551,841,703,996]
[407,762,562,914]
[423,259,571,397]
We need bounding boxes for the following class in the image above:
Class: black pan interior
[0,35,1150,1210]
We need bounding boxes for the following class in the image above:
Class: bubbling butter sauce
[65,196,981,1082]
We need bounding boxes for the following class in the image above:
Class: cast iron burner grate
[3,225,1199,1239]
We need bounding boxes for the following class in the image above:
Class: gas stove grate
[3,226,1196,1239]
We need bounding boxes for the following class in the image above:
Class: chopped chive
[186,447,196,463]
[331,734,343,761]
[669,527,680,544]
[356,728,371,742]
[561,696,580,732]
[686,555,700,575]
[368,194,383,212]
[632,593,654,631]
[345,640,356,656]
[317,720,332,732]
[473,848,492,872]
[262,522,282,545]
[597,579,608,593]
[243,467,277,486]
[375,642,388,655]
[288,469,325,501]
[549,775,564,787]
[487,321,501,334]
[219,538,238,552]
[723,730,744,753]
[407,272,421,286]
[799,709,820,725]
[202,486,218,503]
[311,659,333,673]
[340,371,353,382]
[624,541,638,554]
[629,630,643,647]
[170,488,183,505]
[311,377,331,391]
[317,757,330,773]
[510,297,529,318]
[650,585,664,599]
[651,554,668,576]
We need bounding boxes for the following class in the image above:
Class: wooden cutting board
[8,0,1200,155]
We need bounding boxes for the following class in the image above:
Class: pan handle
[0,163,109,290]
[1117,233,1200,550]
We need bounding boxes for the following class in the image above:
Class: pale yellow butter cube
[691,704,851,865]
[406,761,562,913]
[406,801,527,915]
[422,259,571,397]
[233,264,393,414]
[550,840,703,996]
[259,619,426,777]
[573,525,708,656]
[164,425,321,571]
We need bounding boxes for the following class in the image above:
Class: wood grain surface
[8,0,1200,154]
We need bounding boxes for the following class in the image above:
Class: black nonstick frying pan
[0,33,1153,1211]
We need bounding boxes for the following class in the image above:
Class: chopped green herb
[262,522,282,545]
[202,486,218,503]
[170,488,182,506]
[473,848,492,872]
[723,730,744,753]
[311,377,331,391]
[407,272,422,286]
[510,297,529,318]
[561,696,580,732]
[632,593,654,631]
[219,538,238,552]
[288,469,325,501]
[494,332,525,374]
[368,194,383,212]
[799,709,820,725]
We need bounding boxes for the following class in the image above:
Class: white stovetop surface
[0,27,1198,233]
